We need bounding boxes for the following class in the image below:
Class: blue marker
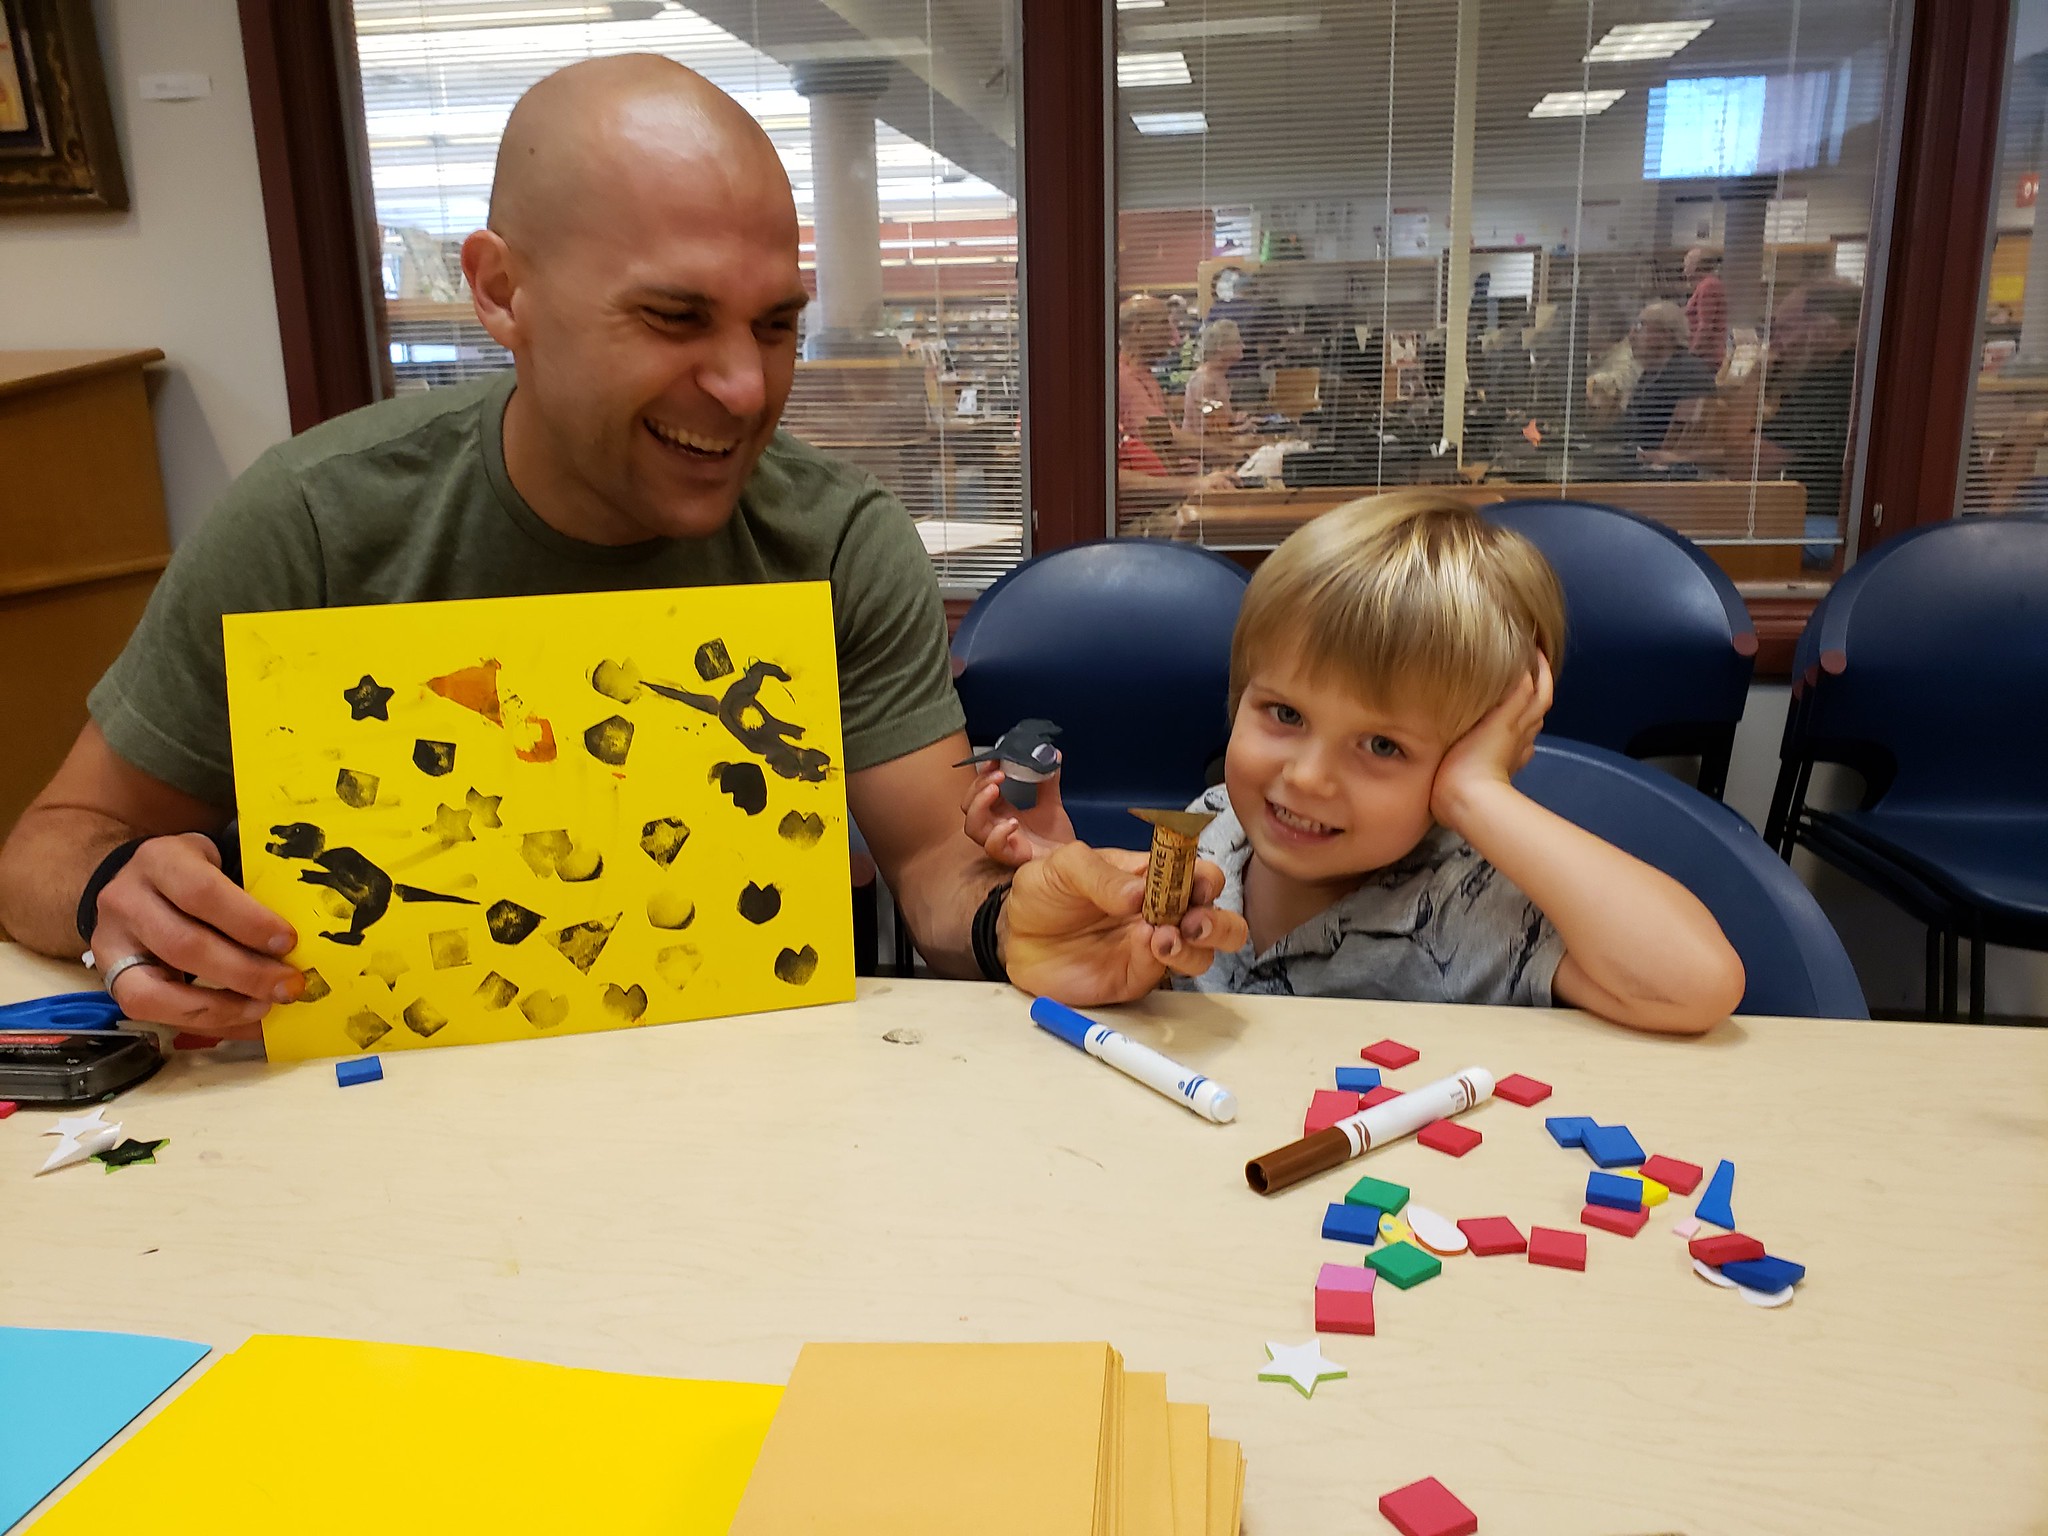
[1029,997,1237,1123]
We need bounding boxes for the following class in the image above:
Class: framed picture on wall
[0,0,126,212]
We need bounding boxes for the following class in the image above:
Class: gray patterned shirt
[1173,785,1567,1005]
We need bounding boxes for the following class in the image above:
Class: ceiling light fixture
[1584,20,1712,63]
[1528,89,1626,118]
[1117,50,1193,88]
[1131,110,1208,135]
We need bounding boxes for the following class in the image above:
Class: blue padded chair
[951,540,1250,850]
[1763,514,2048,1021]
[1514,737,1866,1019]
[1484,499,1757,799]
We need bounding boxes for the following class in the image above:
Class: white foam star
[1259,1339,1347,1398]
[43,1109,111,1140]
[38,1121,122,1175]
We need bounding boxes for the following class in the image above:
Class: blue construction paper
[0,1326,210,1529]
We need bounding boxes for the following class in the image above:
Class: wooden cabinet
[0,349,171,833]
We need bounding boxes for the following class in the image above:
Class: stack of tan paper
[729,1343,1243,1535]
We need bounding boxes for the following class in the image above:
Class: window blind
[1114,0,1900,593]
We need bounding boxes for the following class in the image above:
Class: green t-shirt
[90,372,965,807]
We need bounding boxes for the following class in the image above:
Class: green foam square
[1344,1174,1410,1214]
[1364,1241,1441,1289]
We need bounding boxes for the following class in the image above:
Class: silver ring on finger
[97,952,162,997]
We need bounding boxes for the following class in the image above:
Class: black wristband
[971,879,1012,984]
[76,836,150,946]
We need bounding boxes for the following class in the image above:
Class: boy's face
[1226,656,1452,893]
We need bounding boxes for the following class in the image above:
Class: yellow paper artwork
[224,583,853,1061]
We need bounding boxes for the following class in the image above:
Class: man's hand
[1430,654,1553,835]
[1000,841,1249,1006]
[89,834,304,1039]
[962,762,1075,868]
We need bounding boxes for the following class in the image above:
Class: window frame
[240,0,2010,676]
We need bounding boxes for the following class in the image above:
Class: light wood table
[3,947,2045,1534]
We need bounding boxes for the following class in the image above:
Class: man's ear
[462,230,521,351]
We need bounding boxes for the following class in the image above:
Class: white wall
[0,0,289,543]
[1725,684,2048,1020]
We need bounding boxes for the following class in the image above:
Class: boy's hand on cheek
[1429,654,1554,833]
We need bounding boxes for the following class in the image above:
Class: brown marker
[1246,1068,1496,1194]
[1129,808,1218,926]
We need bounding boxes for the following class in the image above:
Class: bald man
[0,57,1246,1038]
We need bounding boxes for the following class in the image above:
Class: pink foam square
[1304,1088,1363,1135]
[1416,1119,1482,1157]
[1528,1226,1587,1271]
[1316,1261,1376,1294]
[1361,1038,1421,1068]
[1492,1072,1553,1106]
[1315,1286,1375,1335]
[1641,1153,1705,1195]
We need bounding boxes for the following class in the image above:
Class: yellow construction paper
[30,1334,783,1534]
[223,585,853,1060]
[730,1341,1124,1534]
[1121,1371,1175,1536]
[1166,1401,1210,1536]
[1205,1438,1244,1536]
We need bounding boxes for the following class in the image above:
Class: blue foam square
[1580,1123,1646,1168]
[1720,1254,1805,1292]
[335,1056,383,1087]
[1322,1203,1380,1245]
[1545,1115,1597,1148]
[1586,1171,1644,1210]
[1334,1066,1382,1093]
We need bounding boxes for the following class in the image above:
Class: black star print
[94,1136,169,1170]
[343,675,395,722]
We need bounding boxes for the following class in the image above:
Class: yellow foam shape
[1624,1171,1670,1206]
[1378,1212,1414,1245]
[33,1334,782,1534]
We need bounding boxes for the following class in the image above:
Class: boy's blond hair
[1229,490,1565,742]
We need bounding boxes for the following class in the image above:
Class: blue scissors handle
[0,991,126,1031]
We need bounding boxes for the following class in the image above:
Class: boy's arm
[1433,662,1746,1036]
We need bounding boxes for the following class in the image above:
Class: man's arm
[846,732,1250,998]
[845,733,1003,977]
[0,723,303,1035]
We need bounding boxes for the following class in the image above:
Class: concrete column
[1442,0,1480,461]
[794,61,895,359]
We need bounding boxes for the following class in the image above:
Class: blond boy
[967,491,1744,1035]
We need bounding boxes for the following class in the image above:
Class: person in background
[1683,246,1728,368]
[1117,293,1244,503]
[1183,319,1249,439]
[1620,301,1718,458]
[1762,281,1863,570]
